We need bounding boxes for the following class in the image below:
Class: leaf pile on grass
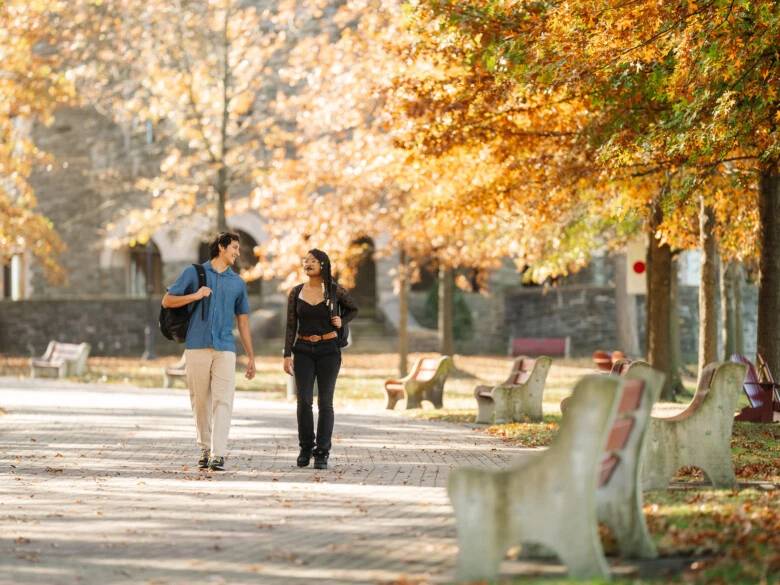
[644,489,780,584]
[484,416,561,448]
[405,409,477,424]
[732,422,780,481]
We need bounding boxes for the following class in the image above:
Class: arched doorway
[352,237,376,318]
[129,241,163,297]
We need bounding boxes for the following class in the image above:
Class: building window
[129,242,163,297]
[1,254,26,300]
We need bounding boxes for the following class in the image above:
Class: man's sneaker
[313,449,329,470]
[296,449,313,468]
[208,456,225,471]
[198,449,211,469]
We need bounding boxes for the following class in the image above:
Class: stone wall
[504,286,618,357]
[0,297,180,357]
[406,280,759,360]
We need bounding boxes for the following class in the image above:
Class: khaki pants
[185,349,236,457]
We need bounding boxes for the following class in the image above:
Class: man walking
[162,232,256,471]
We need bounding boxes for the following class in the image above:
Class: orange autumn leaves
[1,0,73,282]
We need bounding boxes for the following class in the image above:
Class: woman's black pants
[293,338,341,453]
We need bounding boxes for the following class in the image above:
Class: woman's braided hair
[308,248,335,315]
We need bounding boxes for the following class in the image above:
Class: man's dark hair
[209,232,240,259]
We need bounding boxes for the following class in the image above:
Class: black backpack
[159,263,207,343]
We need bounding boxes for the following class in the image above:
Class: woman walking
[283,249,358,469]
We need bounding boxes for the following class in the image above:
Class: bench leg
[557,532,611,580]
[600,492,658,559]
[700,459,738,490]
[512,386,544,422]
[425,382,444,409]
[449,468,505,583]
[492,387,512,425]
[474,387,495,424]
[405,390,422,409]
[385,390,403,410]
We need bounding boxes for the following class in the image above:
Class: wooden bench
[473,356,552,424]
[509,337,570,358]
[30,341,91,378]
[757,353,780,406]
[384,355,453,410]
[731,354,778,423]
[642,361,747,491]
[163,353,187,388]
[448,367,665,581]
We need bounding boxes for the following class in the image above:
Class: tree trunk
[758,169,780,374]
[734,263,744,355]
[646,200,675,401]
[614,253,640,356]
[217,8,230,235]
[217,166,228,232]
[438,265,455,356]
[720,260,737,360]
[398,248,409,377]
[698,198,719,377]
[668,254,685,395]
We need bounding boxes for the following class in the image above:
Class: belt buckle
[310,335,321,342]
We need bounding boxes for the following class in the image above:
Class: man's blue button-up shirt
[167,261,250,352]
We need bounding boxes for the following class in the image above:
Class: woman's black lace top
[284,283,359,356]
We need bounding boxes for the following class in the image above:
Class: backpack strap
[192,263,207,320]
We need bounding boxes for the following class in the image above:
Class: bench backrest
[504,357,536,385]
[50,343,87,362]
[412,357,447,382]
[610,358,633,376]
[757,354,775,384]
[598,378,644,487]
[664,362,719,422]
[730,354,768,408]
[757,354,780,402]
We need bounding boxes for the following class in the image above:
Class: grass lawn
[2,350,778,583]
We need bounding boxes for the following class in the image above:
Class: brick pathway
[0,376,529,585]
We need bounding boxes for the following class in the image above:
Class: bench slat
[599,454,620,487]
[512,371,531,384]
[617,379,644,413]
[605,417,635,451]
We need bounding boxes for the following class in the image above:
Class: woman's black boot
[313,449,329,470]
[297,448,313,467]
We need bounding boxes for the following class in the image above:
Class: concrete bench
[593,349,627,372]
[560,358,650,413]
[448,367,665,581]
[384,355,453,410]
[30,341,91,378]
[642,361,747,491]
[163,353,187,388]
[509,337,570,358]
[473,356,552,424]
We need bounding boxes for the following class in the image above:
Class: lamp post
[142,240,157,360]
